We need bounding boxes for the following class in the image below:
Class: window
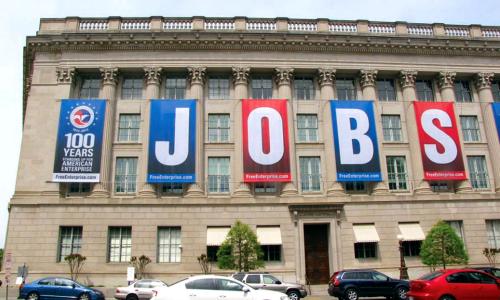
[430,181,452,193]
[115,157,138,193]
[381,115,402,142]
[336,78,357,100]
[455,80,473,102]
[344,182,367,193]
[121,77,143,100]
[492,81,500,102]
[297,114,318,142]
[416,80,434,101]
[245,275,261,284]
[445,220,465,241]
[67,183,91,196]
[207,246,219,262]
[58,226,82,262]
[208,76,230,99]
[467,156,489,190]
[118,114,140,142]
[263,275,280,284]
[354,242,377,259]
[460,116,480,142]
[79,78,100,98]
[294,77,314,100]
[387,156,408,191]
[159,183,184,196]
[158,227,181,263]
[208,114,230,142]
[299,157,321,192]
[261,245,281,262]
[251,76,273,99]
[165,76,186,99]
[376,79,396,101]
[218,279,244,291]
[185,279,216,290]
[486,220,500,249]
[208,157,230,193]
[254,182,277,194]
[108,227,132,262]
[402,240,421,257]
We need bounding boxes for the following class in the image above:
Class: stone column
[318,68,345,196]
[438,72,472,193]
[139,67,162,197]
[360,70,389,195]
[91,67,119,197]
[232,66,252,197]
[275,67,298,196]
[185,66,206,197]
[399,70,432,194]
[475,72,500,192]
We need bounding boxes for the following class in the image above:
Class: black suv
[328,269,409,300]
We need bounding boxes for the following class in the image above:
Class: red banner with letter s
[242,99,291,182]
[414,101,466,180]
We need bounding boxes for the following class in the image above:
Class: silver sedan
[115,279,168,300]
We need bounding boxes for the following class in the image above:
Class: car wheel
[78,293,90,300]
[287,290,300,300]
[345,288,359,300]
[439,296,455,300]
[26,292,39,300]
[395,286,408,300]
[126,294,139,300]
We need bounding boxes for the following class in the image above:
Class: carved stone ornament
[360,69,378,88]
[232,66,250,85]
[187,66,207,85]
[144,67,162,86]
[318,68,336,86]
[437,71,456,90]
[474,72,495,90]
[56,67,75,84]
[99,67,119,86]
[274,68,294,86]
[399,70,418,88]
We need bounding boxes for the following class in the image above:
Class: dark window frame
[354,242,378,259]
[416,80,435,102]
[376,78,397,101]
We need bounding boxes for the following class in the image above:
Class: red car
[407,269,500,300]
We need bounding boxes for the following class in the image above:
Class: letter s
[421,109,457,164]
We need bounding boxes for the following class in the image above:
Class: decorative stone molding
[144,67,162,86]
[318,68,336,86]
[437,71,456,90]
[99,67,119,86]
[56,67,75,84]
[187,66,207,85]
[474,72,495,90]
[359,69,378,88]
[274,68,294,86]
[232,66,250,85]
[399,70,418,88]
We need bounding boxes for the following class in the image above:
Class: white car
[115,279,168,300]
[151,275,289,300]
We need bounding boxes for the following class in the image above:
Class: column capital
[318,68,336,86]
[56,67,75,84]
[144,67,163,86]
[99,67,119,86]
[359,69,378,88]
[474,72,495,90]
[232,66,251,85]
[274,67,294,86]
[437,71,456,90]
[187,66,207,85]
[399,70,418,88]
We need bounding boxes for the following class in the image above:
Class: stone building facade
[3,16,500,286]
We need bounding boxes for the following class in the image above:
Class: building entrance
[304,223,330,284]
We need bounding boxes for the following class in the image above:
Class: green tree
[420,220,468,270]
[0,248,3,271]
[216,220,264,272]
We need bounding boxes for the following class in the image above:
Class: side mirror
[242,287,250,293]
[275,280,282,285]
[72,283,76,289]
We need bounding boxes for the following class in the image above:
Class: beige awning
[206,227,230,246]
[256,226,282,245]
[398,223,425,241]
[353,224,380,243]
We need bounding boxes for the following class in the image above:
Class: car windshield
[418,271,444,281]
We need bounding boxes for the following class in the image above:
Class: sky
[0,0,499,248]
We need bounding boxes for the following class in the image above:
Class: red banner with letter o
[242,99,291,182]
[414,101,466,180]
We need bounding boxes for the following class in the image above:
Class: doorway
[304,223,330,284]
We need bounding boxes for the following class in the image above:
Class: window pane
[294,77,314,100]
[387,156,408,191]
[261,245,281,261]
[336,79,357,100]
[80,78,101,98]
[376,79,396,101]
[381,115,402,142]
[158,227,181,263]
[118,114,141,142]
[454,80,473,103]
[208,114,230,142]
[115,158,138,193]
[492,81,500,102]
[445,220,464,241]
[460,116,480,142]
[297,114,318,142]
[486,220,500,249]
[122,78,143,100]
[354,242,377,259]
[165,77,186,99]
[299,157,321,192]
[416,80,434,101]
[251,76,273,99]
[208,157,230,193]
[467,156,489,189]
[59,226,82,262]
[108,227,132,262]
[208,77,230,99]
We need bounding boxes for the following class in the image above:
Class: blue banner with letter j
[148,99,196,183]
[52,99,106,182]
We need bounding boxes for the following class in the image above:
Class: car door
[186,278,219,300]
[446,272,475,300]
[262,275,286,293]
[355,271,374,296]
[134,280,153,300]
[37,278,57,299]
[467,272,500,300]
[244,274,262,290]
[216,278,250,300]
[370,271,394,297]
[55,278,78,299]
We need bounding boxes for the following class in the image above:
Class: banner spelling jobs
[53,99,106,182]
